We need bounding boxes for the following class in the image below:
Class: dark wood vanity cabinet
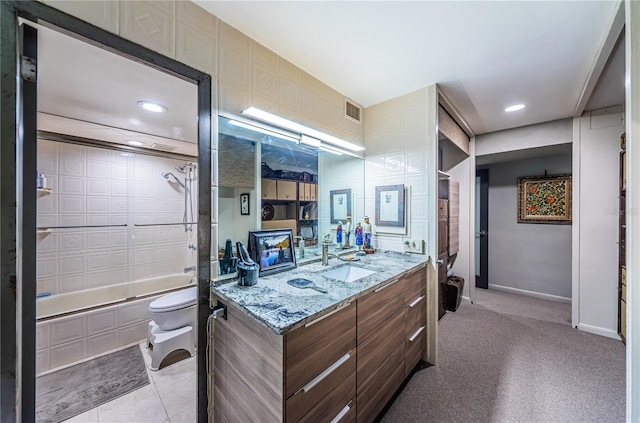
[213,263,427,423]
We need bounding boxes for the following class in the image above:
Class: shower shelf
[37,188,53,196]
[36,228,52,236]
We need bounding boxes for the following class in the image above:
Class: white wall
[218,188,256,251]
[447,156,472,297]
[573,107,624,338]
[476,118,572,156]
[484,154,572,299]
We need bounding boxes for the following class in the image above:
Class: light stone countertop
[210,251,429,335]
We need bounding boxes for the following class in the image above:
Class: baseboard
[577,323,621,340]
[488,284,572,304]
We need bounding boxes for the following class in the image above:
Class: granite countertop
[211,251,428,335]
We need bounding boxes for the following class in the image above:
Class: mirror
[215,116,365,279]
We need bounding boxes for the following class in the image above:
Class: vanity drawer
[356,343,404,423]
[357,277,405,344]
[285,301,356,398]
[286,349,356,423]
[404,265,426,305]
[357,312,405,388]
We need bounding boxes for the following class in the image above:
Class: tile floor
[62,342,197,423]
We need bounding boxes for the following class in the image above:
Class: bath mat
[36,345,149,422]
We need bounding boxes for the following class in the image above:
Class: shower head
[161,171,185,188]
[175,163,196,174]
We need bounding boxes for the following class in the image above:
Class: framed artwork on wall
[375,184,405,227]
[517,174,572,224]
[330,188,351,224]
[240,193,250,215]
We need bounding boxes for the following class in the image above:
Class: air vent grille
[151,143,178,152]
[345,100,362,123]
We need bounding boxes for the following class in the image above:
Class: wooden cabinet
[262,178,318,244]
[285,302,356,397]
[356,264,427,423]
[213,263,427,423]
[262,178,277,199]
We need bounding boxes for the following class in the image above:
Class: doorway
[475,169,488,289]
[1,2,211,421]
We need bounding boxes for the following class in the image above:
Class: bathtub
[36,273,197,375]
[37,273,195,320]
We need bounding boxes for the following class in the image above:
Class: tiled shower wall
[36,139,198,296]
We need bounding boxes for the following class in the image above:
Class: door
[476,169,488,289]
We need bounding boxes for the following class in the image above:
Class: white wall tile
[87,160,111,179]
[87,196,110,214]
[59,157,86,178]
[49,339,86,369]
[59,232,86,252]
[110,268,128,285]
[36,322,50,350]
[36,349,50,375]
[59,214,87,227]
[59,195,85,214]
[87,307,118,336]
[86,231,110,250]
[87,178,110,196]
[111,197,128,214]
[135,248,154,265]
[86,331,118,357]
[87,253,111,272]
[111,163,128,180]
[58,255,86,276]
[58,274,86,293]
[111,180,129,196]
[111,251,128,268]
[50,314,86,346]
[86,270,112,289]
[37,277,57,295]
[118,322,146,347]
[87,215,110,226]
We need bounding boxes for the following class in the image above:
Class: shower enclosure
[35,139,198,373]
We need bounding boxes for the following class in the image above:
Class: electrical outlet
[403,238,424,254]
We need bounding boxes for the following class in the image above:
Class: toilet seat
[149,287,197,313]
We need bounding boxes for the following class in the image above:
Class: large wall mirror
[215,116,364,279]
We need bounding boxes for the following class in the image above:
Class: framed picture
[375,184,405,227]
[240,193,250,215]
[330,188,351,224]
[517,174,572,224]
[247,229,297,276]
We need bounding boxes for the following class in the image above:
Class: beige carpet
[382,289,626,423]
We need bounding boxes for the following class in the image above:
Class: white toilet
[149,286,197,330]
[147,286,198,371]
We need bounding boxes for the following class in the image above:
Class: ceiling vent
[150,143,177,152]
[345,100,362,123]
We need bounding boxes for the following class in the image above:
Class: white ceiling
[37,24,198,147]
[196,0,623,135]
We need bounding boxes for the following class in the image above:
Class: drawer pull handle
[305,302,351,328]
[374,278,399,293]
[408,265,426,275]
[301,352,351,393]
[409,326,425,342]
[330,401,353,423]
[409,295,425,308]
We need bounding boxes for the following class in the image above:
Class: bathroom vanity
[211,252,428,423]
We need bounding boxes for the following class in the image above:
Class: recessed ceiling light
[505,104,526,112]
[127,140,144,147]
[137,101,168,113]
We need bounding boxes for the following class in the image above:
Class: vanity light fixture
[228,119,299,143]
[300,135,321,148]
[137,101,168,113]
[242,107,365,152]
[319,145,344,156]
[127,140,144,147]
[505,104,526,112]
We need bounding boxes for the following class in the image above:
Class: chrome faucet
[321,242,340,266]
[293,236,305,259]
[184,266,196,273]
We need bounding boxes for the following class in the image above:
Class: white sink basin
[321,265,377,282]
